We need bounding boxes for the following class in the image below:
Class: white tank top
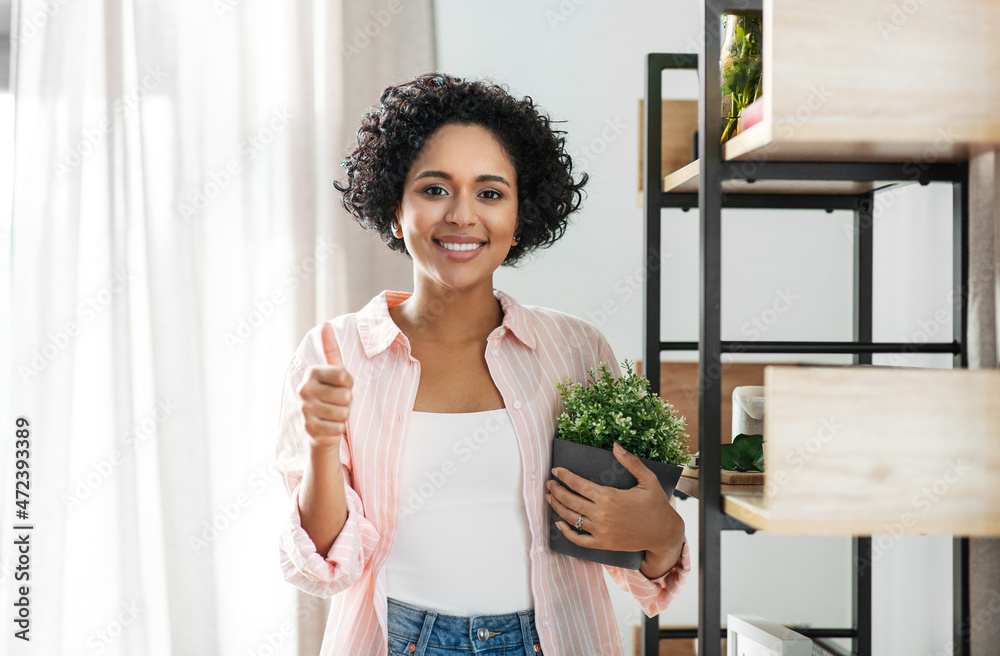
[385,408,534,616]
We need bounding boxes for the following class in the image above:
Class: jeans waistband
[387,597,539,654]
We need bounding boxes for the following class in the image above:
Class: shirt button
[542,618,550,628]
[491,349,499,357]
[498,328,506,337]
[530,472,537,480]
[536,545,543,552]
[513,400,522,409]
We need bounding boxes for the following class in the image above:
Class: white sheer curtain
[2,1,432,655]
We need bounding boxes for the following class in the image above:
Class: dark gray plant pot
[549,437,683,570]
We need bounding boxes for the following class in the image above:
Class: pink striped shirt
[276,289,690,656]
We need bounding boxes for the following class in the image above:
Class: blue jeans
[387,598,543,655]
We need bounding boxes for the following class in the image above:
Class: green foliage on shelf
[555,360,690,466]
[721,12,763,142]
[721,433,765,472]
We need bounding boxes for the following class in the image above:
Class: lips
[434,237,487,261]
[437,241,484,252]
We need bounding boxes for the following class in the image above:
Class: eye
[422,185,447,196]
[480,189,503,200]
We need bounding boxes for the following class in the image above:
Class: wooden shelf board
[679,475,1000,536]
[662,158,881,196]
[722,494,1000,536]
[723,122,977,164]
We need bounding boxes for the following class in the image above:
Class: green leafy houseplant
[549,360,690,569]
[721,433,765,473]
[555,360,690,466]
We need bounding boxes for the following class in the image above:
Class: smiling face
[395,122,519,296]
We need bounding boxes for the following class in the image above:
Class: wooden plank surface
[758,366,1000,535]
[663,157,882,194]
[722,0,1000,163]
[638,99,698,197]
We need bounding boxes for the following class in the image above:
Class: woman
[276,73,689,656]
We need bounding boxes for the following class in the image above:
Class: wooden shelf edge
[662,156,880,196]
[722,493,1000,536]
[679,476,1000,536]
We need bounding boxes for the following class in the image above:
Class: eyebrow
[413,170,512,188]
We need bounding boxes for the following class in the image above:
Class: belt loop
[414,611,436,656]
[518,611,536,654]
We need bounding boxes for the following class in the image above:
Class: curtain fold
[3,1,433,655]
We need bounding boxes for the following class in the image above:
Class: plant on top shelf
[555,360,689,466]
[721,11,763,143]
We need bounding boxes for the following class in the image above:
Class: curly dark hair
[334,72,588,265]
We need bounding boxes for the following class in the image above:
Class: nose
[446,192,478,228]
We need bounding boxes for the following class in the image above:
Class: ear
[392,205,403,238]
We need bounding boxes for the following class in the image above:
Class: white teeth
[438,241,484,252]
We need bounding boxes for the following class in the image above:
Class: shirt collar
[355,289,536,358]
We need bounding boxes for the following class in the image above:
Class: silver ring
[574,515,584,530]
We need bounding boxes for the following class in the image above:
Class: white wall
[434,1,953,654]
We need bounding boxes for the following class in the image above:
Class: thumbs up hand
[298,322,354,450]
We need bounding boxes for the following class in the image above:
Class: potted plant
[550,360,690,569]
[720,11,763,142]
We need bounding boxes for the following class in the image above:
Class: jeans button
[476,627,490,641]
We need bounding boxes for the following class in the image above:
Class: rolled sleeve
[278,476,380,597]
[606,538,691,617]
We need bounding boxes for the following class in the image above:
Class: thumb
[613,442,656,485]
[320,322,343,367]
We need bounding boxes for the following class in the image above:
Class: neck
[393,278,503,347]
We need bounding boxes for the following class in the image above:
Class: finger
[546,490,585,528]
[303,415,347,440]
[301,375,352,401]
[303,399,350,423]
[613,442,657,486]
[547,478,594,516]
[554,519,600,549]
[321,322,343,367]
[550,466,602,503]
[308,364,353,389]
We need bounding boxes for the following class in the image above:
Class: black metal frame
[641,6,971,652]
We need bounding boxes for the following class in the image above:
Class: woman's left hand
[546,442,685,579]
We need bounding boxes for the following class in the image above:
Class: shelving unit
[638,1,1000,653]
